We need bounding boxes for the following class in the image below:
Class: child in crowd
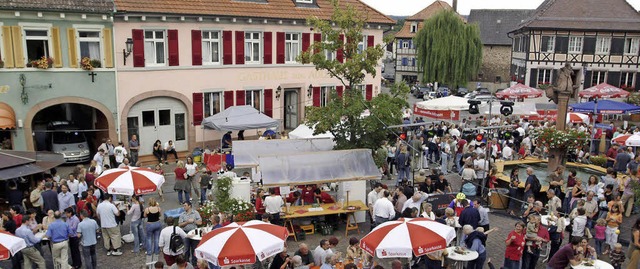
[525,214,539,254]
[594,218,606,254]
[609,243,625,269]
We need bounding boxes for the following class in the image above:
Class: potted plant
[29,56,53,69]
[81,57,93,70]
[589,155,607,167]
[535,128,588,151]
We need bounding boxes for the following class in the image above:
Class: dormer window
[296,0,313,3]
[410,23,417,33]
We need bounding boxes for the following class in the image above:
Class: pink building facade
[113,0,394,155]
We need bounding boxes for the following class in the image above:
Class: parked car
[413,86,433,99]
[437,86,450,97]
[423,91,437,101]
[46,121,91,163]
[475,88,491,95]
[454,87,469,96]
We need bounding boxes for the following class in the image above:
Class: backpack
[530,175,541,194]
[169,226,185,253]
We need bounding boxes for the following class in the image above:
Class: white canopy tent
[258,149,380,186]
[288,124,334,139]
[233,138,335,168]
[479,102,539,116]
[202,105,279,131]
[415,96,470,111]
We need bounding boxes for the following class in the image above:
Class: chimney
[452,0,458,13]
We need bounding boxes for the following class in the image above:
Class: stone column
[548,91,572,173]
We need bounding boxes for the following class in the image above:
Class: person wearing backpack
[158,217,188,266]
[524,167,541,200]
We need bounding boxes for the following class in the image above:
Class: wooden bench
[137,151,191,167]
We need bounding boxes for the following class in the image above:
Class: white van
[46,121,91,163]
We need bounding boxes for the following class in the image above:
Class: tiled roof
[515,0,640,32]
[113,0,396,24]
[0,0,114,13]
[395,1,463,39]
[467,9,534,45]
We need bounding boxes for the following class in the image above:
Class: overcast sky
[361,0,640,16]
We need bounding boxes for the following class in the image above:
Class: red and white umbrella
[579,83,630,99]
[94,166,165,196]
[0,231,26,260]
[613,134,640,147]
[495,83,544,99]
[551,113,590,123]
[195,220,289,266]
[360,218,456,259]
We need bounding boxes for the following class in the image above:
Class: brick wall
[477,45,512,83]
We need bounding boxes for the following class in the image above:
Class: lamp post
[123,38,134,65]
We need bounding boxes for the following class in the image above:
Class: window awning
[0,103,16,130]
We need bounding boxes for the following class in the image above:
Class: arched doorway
[127,97,188,155]
[24,97,117,162]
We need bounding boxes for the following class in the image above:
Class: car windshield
[52,131,86,144]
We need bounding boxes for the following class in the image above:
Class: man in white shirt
[402,192,429,214]
[163,140,178,163]
[372,190,395,227]
[264,188,284,225]
[449,126,460,138]
[113,142,128,167]
[92,149,104,173]
[312,239,331,266]
[502,143,514,160]
[96,195,122,256]
[473,154,489,179]
[158,217,188,266]
[367,183,383,217]
[67,173,79,198]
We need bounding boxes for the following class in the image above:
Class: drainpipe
[110,7,121,142]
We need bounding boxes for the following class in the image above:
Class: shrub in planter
[589,155,607,167]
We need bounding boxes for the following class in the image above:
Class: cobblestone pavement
[1,163,636,269]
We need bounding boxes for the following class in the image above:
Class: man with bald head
[402,191,428,215]
[294,243,315,267]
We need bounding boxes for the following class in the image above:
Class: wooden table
[281,200,368,241]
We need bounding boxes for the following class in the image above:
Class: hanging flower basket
[29,56,54,69]
[534,128,588,150]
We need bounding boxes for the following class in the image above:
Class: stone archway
[120,90,194,155]
[24,97,117,151]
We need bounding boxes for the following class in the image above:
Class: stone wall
[477,45,512,83]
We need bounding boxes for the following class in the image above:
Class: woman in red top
[488,168,498,189]
[255,189,266,219]
[504,221,526,269]
[10,205,22,226]
[174,161,190,204]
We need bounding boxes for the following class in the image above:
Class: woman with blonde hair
[421,202,435,220]
[144,197,162,261]
[174,160,190,203]
[153,164,165,202]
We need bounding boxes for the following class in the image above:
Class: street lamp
[123,38,134,65]
[307,84,313,98]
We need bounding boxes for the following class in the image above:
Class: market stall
[413,96,469,120]
[233,138,335,168]
[288,124,334,139]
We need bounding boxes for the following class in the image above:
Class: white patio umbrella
[94,166,165,196]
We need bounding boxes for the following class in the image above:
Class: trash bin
[489,188,509,210]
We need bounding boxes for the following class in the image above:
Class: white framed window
[357,35,366,54]
[77,30,102,62]
[621,72,635,88]
[595,37,611,54]
[144,30,166,65]
[324,35,335,61]
[541,35,555,53]
[591,71,606,86]
[296,0,313,3]
[23,28,51,62]
[402,40,409,49]
[245,89,262,111]
[568,36,583,53]
[285,33,300,63]
[202,31,221,64]
[244,32,261,64]
[319,86,333,107]
[204,91,223,117]
[624,37,639,55]
[411,23,417,33]
[537,69,553,85]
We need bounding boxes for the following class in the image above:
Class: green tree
[298,0,409,151]
[414,10,482,87]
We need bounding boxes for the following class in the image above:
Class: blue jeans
[146,221,162,255]
[184,238,197,265]
[200,188,208,204]
[467,251,486,269]
[595,238,605,254]
[455,153,463,173]
[178,190,190,204]
[440,153,449,174]
[396,166,410,182]
[131,218,145,253]
[503,258,519,269]
[82,245,97,269]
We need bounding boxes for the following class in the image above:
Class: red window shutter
[168,29,179,66]
[224,91,234,109]
[365,84,373,101]
[264,32,272,64]
[313,33,322,54]
[236,90,246,106]
[223,31,233,65]
[336,86,344,97]
[264,89,273,117]
[132,29,145,67]
[191,30,202,66]
[193,92,204,125]
[302,33,311,53]
[276,32,285,64]
[312,87,321,107]
[367,35,374,48]
[337,34,344,63]
[235,31,245,65]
